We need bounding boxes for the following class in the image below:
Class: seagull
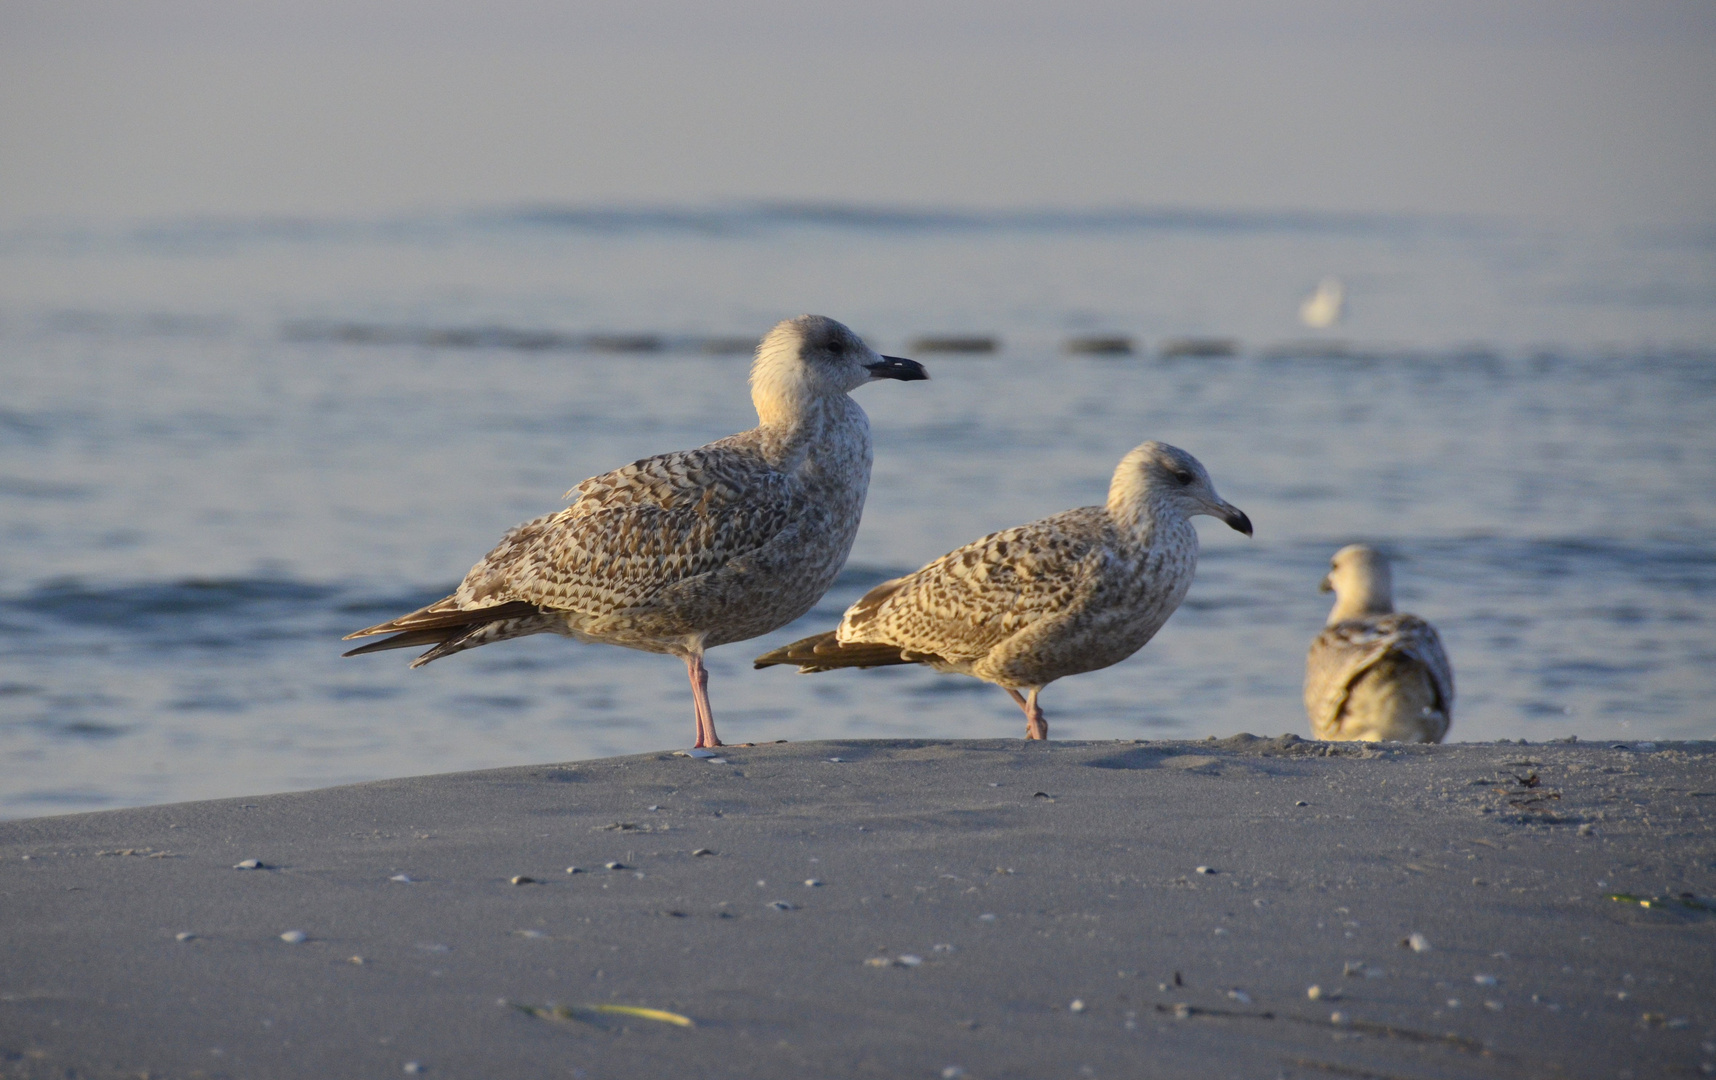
[754,442,1252,738]
[1304,544,1453,743]
[1299,276,1344,329]
[343,315,927,749]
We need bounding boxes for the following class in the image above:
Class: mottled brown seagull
[343,315,926,748]
[1304,544,1454,743]
[755,442,1252,738]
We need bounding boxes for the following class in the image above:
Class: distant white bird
[755,442,1252,739]
[1299,277,1345,329]
[1304,544,1453,743]
[343,315,927,749]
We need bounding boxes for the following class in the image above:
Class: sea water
[2,206,1713,816]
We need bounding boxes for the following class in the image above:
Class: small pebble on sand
[979,913,997,922]
[1306,985,1322,1000]
[1069,999,1086,1013]
[565,866,582,874]
[1295,800,1309,807]
[349,956,364,964]
[767,900,798,911]
[898,954,923,967]
[805,879,822,887]
[1330,1011,1347,1024]
[692,849,713,857]
[234,859,262,870]
[510,876,536,885]
[1474,973,1498,986]
[279,930,307,944]
[403,1062,424,1074]
[389,874,414,883]
[1404,933,1431,952]
[175,932,195,942]
[1196,866,1215,875]
[605,862,625,871]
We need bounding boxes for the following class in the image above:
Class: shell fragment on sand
[508,1000,695,1028]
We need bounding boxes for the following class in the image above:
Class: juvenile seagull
[1304,544,1453,743]
[754,442,1252,738]
[343,315,927,749]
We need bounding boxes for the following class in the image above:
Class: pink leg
[1005,687,1049,740]
[684,653,723,749]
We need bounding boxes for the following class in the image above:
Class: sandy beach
[2,736,1712,1079]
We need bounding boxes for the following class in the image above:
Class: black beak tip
[868,355,929,381]
[1226,508,1254,537]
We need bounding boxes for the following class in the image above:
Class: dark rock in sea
[1064,335,1136,356]
[1158,337,1239,359]
[909,335,999,354]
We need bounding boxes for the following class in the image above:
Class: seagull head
[1111,441,1252,536]
[1321,543,1394,616]
[750,315,926,421]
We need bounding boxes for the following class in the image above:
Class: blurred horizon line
[4,198,1673,253]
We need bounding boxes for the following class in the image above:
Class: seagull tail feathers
[342,599,547,667]
[753,630,930,673]
[340,628,457,657]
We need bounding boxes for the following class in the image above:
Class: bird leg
[684,652,723,749]
[1006,687,1049,740]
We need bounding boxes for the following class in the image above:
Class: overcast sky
[3,1,1713,223]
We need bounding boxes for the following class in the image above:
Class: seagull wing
[347,434,802,641]
[838,508,1107,664]
[1390,615,1454,715]
[1305,613,1452,731]
[456,436,802,616]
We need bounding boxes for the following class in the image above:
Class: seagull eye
[1171,469,1195,485]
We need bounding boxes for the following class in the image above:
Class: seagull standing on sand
[755,442,1252,738]
[1304,544,1453,743]
[343,315,927,749]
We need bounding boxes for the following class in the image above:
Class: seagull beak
[1319,574,1333,593]
[1218,502,1253,537]
[864,355,929,381]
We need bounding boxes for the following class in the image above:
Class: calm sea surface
[2,206,1713,817]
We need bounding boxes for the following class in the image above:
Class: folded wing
[347,438,801,663]
[755,510,1104,672]
[1305,614,1454,733]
